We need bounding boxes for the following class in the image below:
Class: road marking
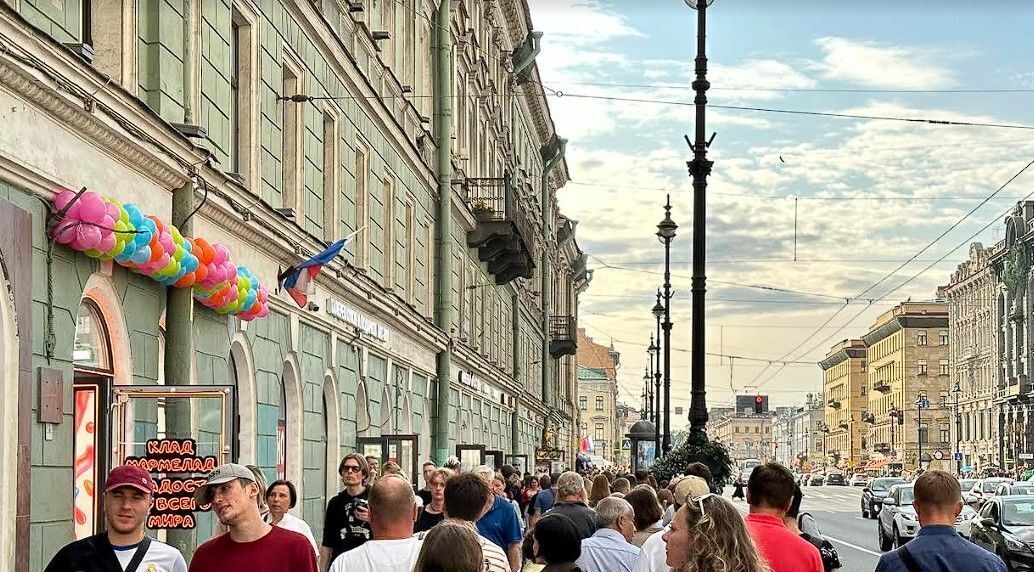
[825,535,882,557]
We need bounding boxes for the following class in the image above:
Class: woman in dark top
[532,514,582,572]
[415,467,452,532]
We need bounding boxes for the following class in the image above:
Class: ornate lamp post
[683,0,714,437]
[651,291,664,452]
[656,197,677,452]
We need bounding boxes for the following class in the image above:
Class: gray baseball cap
[193,463,257,504]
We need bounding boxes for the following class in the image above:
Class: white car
[968,478,1014,508]
[849,474,869,487]
[877,484,979,550]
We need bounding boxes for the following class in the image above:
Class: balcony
[549,315,577,358]
[838,420,849,430]
[462,175,536,285]
[873,442,891,452]
[827,399,842,409]
[873,379,891,393]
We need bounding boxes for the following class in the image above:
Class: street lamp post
[819,422,830,468]
[657,197,677,452]
[642,367,651,419]
[683,0,714,437]
[647,336,658,427]
[651,293,664,452]
[916,391,928,472]
[953,381,962,474]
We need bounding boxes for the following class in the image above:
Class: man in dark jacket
[45,465,187,572]
[546,471,598,539]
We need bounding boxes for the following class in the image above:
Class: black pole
[917,396,923,472]
[955,390,962,474]
[687,0,713,436]
[654,294,663,452]
[662,204,673,452]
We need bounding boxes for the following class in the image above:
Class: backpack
[798,512,842,572]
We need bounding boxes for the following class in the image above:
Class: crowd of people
[44,455,1011,572]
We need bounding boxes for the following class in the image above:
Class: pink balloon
[54,221,77,244]
[213,244,229,265]
[225,262,237,279]
[105,202,120,220]
[79,193,107,224]
[54,189,77,212]
[159,232,175,254]
[76,224,102,250]
[97,233,117,253]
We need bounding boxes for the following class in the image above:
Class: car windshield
[898,487,915,505]
[1002,501,1034,527]
[1012,487,1034,496]
[873,478,903,491]
[984,480,1006,492]
[960,480,977,490]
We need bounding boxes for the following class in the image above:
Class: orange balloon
[194,262,209,283]
[149,243,162,263]
[174,272,196,288]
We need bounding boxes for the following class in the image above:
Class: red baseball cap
[105,465,154,494]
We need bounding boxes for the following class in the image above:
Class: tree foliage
[650,431,733,486]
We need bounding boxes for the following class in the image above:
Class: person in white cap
[632,475,711,572]
[188,463,317,572]
[45,464,187,572]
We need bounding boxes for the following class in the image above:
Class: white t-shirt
[632,525,669,572]
[266,512,320,557]
[328,537,424,572]
[112,538,187,572]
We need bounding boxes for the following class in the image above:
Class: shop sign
[327,298,390,343]
[536,448,565,461]
[123,439,218,530]
[457,370,504,403]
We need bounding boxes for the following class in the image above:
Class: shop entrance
[507,454,529,476]
[485,449,504,471]
[358,434,420,483]
[456,444,485,472]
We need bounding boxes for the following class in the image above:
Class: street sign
[1020,453,1034,460]
[954,452,963,461]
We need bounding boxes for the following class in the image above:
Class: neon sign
[124,438,218,530]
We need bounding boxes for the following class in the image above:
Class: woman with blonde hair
[664,493,769,572]
[588,474,611,508]
[414,521,484,572]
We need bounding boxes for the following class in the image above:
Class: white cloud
[812,37,956,89]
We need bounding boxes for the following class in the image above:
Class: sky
[526,0,1034,428]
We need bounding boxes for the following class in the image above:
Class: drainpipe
[540,139,566,412]
[511,294,521,455]
[432,0,454,465]
[182,0,197,124]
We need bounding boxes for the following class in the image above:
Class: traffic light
[754,395,763,414]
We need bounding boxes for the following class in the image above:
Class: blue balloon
[132,247,151,265]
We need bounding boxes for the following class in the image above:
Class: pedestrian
[589,474,612,508]
[744,462,822,572]
[732,479,745,500]
[663,492,768,572]
[321,453,373,571]
[576,497,639,572]
[265,479,320,558]
[657,489,675,526]
[784,486,841,572]
[625,487,663,547]
[520,474,541,519]
[414,521,485,572]
[382,461,405,478]
[612,478,631,496]
[502,464,523,501]
[494,474,525,529]
[528,473,558,529]
[532,514,583,572]
[683,462,717,493]
[545,471,599,539]
[443,472,512,572]
[328,474,422,572]
[44,465,188,572]
[874,470,1006,572]
[365,455,380,484]
[415,467,451,532]
[189,463,317,572]
[444,455,462,472]
[474,465,523,570]
[631,475,712,572]
[416,461,437,506]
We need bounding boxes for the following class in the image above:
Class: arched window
[74,301,112,374]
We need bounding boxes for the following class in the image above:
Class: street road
[723,485,881,572]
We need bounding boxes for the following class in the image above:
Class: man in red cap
[45,465,187,572]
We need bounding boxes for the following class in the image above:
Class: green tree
[650,431,733,486]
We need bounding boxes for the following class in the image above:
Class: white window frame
[281,47,305,214]
[230,3,258,190]
[322,104,341,242]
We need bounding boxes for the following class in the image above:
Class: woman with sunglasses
[663,493,769,572]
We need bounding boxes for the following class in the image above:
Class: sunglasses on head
[691,493,719,521]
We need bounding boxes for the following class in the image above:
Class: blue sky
[527,0,1034,424]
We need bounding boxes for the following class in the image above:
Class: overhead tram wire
[738,157,1034,394]
[749,158,1034,393]
[545,81,1034,94]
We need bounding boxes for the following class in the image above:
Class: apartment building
[820,339,868,471]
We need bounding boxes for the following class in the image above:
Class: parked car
[996,482,1034,496]
[809,474,826,486]
[968,478,1015,508]
[969,495,1034,570]
[862,477,905,518]
[849,474,870,487]
[826,472,846,486]
[877,484,979,551]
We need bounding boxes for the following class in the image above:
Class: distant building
[577,330,621,463]
[707,411,773,463]
[820,339,868,471]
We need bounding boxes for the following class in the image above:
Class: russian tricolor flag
[278,230,360,308]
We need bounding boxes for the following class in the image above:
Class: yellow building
[863,302,952,473]
[819,340,868,470]
[707,411,773,462]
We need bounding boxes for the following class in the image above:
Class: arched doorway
[72,300,114,540]
[0,266,18,570]
[356,381,370,438]
[380,386,393,435]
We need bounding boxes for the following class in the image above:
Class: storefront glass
[72,300,113,540]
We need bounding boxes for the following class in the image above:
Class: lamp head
[651,291,665,318]
[656,196,678,242]
[683,0,715,8]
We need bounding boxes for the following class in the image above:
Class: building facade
[940,242,1001,473]
[576,329,620,464]
[0,1,587,570]
[862,302,952,473]
[707,411,773,463]
[820,339,868,471]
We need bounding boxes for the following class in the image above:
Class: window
[735,427,740,433]
[579,396,587,410]
[322,109,339,241]
[595,396,604,410]
[229,5,256,188]
[918,425,929,444]
[354,142,370,265]
[940,424,950,444]
[594,423,605,444]
[281,53,303,212]
[917,360,928,376]
[939,330,949,346]
[917,330,928,346]
[754,426,760,433]
[939,360,949,376]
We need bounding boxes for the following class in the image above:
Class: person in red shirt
[744,463,823,572]
[189,463,317,572]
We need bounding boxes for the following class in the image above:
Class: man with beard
[45,465,188,572]
[188,463,317,572]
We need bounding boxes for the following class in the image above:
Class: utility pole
[685,0,714,437]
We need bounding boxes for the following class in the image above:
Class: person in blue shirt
[577,497,639,572]
[875,469,1006,572]
[529,473,559,529]
[474,466,522,572]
